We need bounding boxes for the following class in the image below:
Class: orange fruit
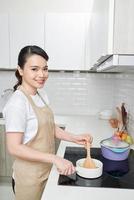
[121,133,128,141]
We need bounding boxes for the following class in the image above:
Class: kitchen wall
[45,72,115,115]
[0,71,115,115]
[0,70,134,135]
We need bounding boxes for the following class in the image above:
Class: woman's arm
[55,125,93,145]
[6,132,55,163]
[6,132,75,175]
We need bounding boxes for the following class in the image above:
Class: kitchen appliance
[58,147,134,189]
[91,54,134,73]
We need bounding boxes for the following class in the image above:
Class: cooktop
[58,147,134,189]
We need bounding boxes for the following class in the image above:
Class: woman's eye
[31,68,37,71]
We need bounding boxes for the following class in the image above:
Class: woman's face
[18,54,48,93]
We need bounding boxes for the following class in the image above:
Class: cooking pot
[76,158,103,179]
[100,137,130,161]
[102,157,129,177]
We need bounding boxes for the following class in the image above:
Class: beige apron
[13,87,55,200]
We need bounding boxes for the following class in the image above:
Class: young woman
[3,45,93,200]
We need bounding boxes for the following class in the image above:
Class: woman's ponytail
[13,70,22,91]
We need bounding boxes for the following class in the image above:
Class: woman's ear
[17,66,23,76]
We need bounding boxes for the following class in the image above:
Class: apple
[125,135,133,144]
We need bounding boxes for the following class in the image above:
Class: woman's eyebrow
[30,65,48,68]
[30,66,38,68]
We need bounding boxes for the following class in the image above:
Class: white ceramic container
[99,110,113,120]
[76,158,103,179]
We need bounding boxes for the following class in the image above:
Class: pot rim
[76,158,103,170]
[100,138,130,149]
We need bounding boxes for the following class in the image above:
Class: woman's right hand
[53,156,76,175]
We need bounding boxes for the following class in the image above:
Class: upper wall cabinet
[45,13,90,70]
[0,14,10,68]
[113,0,134,53]
[89,0,134,69]
[9,14,45,68]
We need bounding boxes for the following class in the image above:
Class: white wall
[0,71,115,115]
[45,72,115,115]
[0,71,134,135]
[0,0,93,13]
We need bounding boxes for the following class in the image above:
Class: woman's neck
[21,83,37,95]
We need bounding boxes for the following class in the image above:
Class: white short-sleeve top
[3,89,50,144]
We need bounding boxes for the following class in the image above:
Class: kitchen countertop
[41,115,134,200]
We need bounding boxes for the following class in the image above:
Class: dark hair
[13,45,49,91]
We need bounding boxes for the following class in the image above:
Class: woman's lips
[37,80,45,84]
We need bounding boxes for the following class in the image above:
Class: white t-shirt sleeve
[3,104,27,133]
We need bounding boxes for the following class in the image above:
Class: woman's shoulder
[4,90,28,110]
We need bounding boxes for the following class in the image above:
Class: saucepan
[75,158,103,179]
[100,137,130,161]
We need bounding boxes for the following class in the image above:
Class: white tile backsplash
[44,72,115,115]
[0,70,134,135]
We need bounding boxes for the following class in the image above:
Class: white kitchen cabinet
[0,14,10,68]
[89,0,134,69]
[9,14,45,68]
[45,13,90,70]
[113,0,134,53]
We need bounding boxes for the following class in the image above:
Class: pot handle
[67,170,77,181]
[75,166,80,173]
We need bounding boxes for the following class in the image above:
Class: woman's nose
[38,70,48,78]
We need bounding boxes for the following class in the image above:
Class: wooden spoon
[83,142,96,169]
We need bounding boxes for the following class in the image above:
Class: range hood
[91,54,134,72]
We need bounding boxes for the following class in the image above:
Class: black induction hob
[58,147,134,189]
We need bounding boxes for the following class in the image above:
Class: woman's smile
[36,79,45,85]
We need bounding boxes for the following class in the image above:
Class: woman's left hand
[71,133,93,145]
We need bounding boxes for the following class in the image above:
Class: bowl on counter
[76,158,103,179]
[100,137,130,161]
[98,109,113,120]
